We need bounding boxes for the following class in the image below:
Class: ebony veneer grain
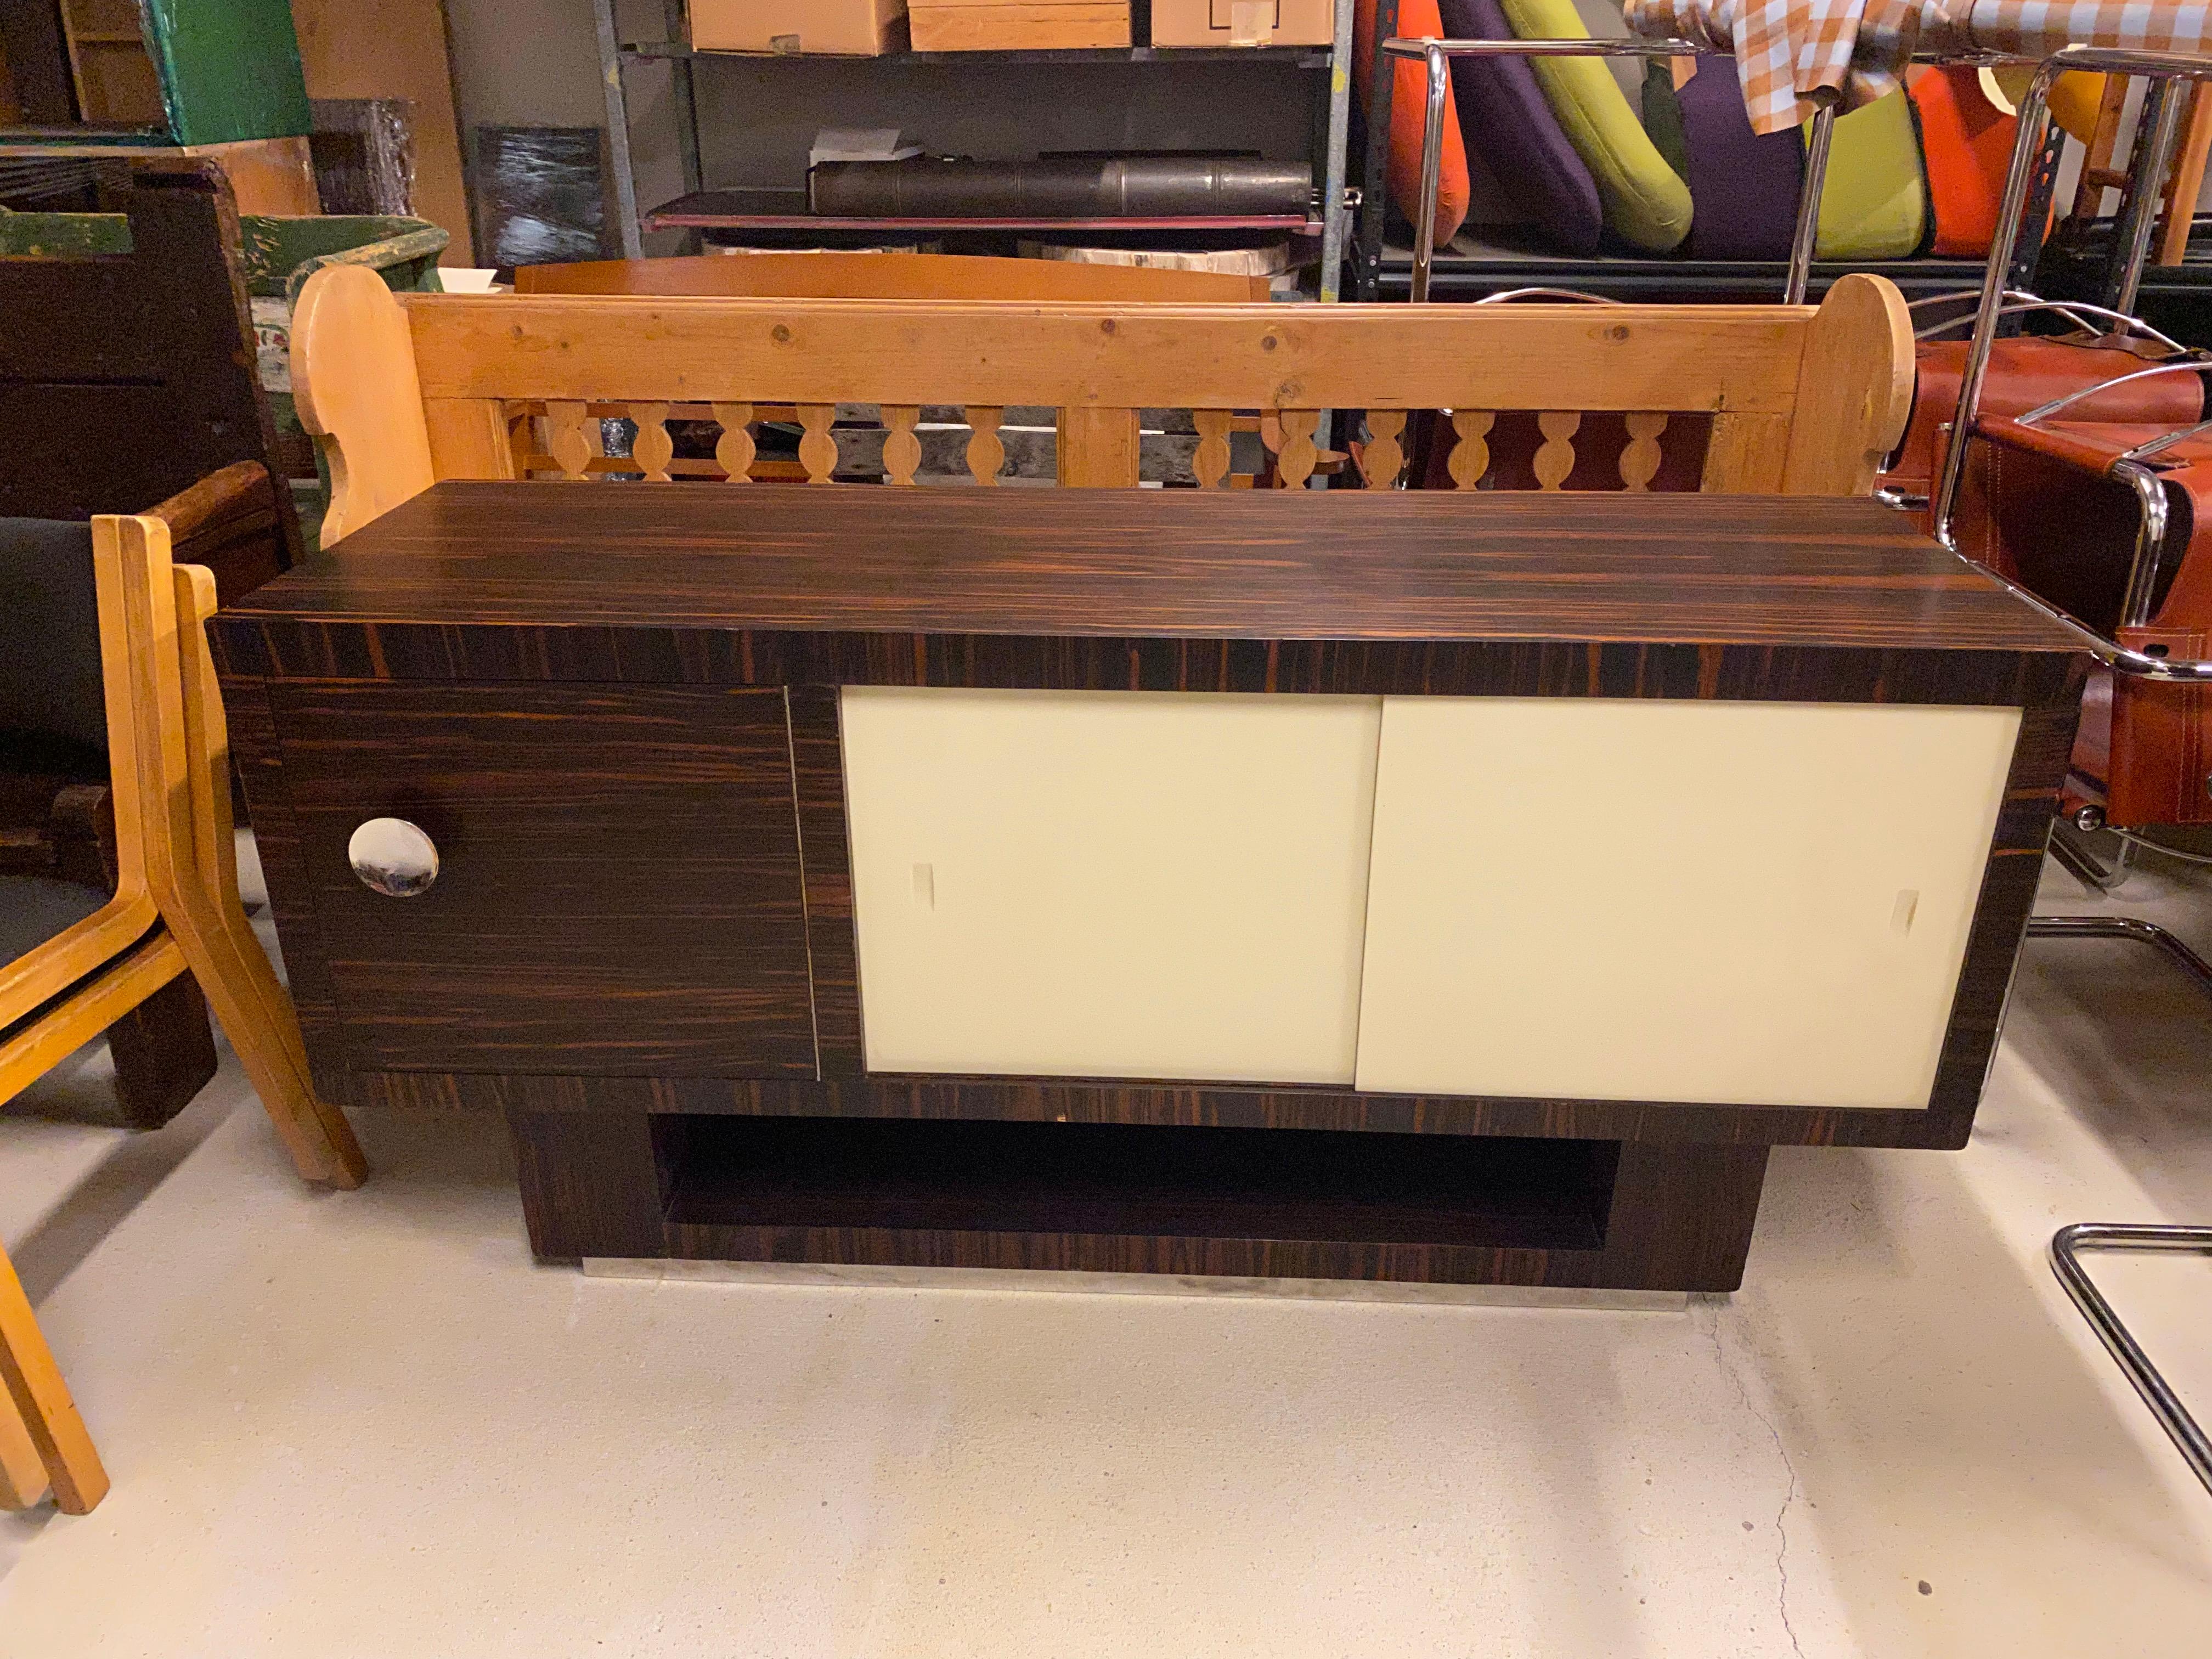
[222,482,2080,654]
[268,681,816,1077]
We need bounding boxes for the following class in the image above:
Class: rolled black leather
[809,156,1314,218]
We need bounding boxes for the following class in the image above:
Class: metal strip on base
[580,1257,1689,1311]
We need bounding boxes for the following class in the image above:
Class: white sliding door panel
[1355,697,2020,1109]
[842,687,1383,1084]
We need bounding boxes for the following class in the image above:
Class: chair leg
[1,1370,47,1509]
[2025,915,2212,996]
[102,969,218,1130]
[0,1244,108,1515]
[156,899,366,1188]
[115,537,367,1188]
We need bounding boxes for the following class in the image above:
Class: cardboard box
[689,0,910,55]
[1150,0,1331,48]
[907,0,1129,52]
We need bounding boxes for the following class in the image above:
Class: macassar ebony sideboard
[211,482,2085,1294]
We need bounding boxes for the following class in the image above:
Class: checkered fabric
[1623,2,2212,134]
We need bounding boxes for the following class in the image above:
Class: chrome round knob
[348,818,439,898]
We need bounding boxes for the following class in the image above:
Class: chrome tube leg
[1409,42,1451,303]
[2046,822,2124,893]
[2051,1225,2212,1497]
[2113,462,2176,631]
[1787,95,1838,306]
[2027,913,2212,993]
[1933,67,2063,550]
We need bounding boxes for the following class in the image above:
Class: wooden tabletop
[230,482,2082,654]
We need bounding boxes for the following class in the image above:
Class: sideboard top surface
[224,483,2081,656]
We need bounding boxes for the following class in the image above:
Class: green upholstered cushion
[1814,89,1931,261]
[1499,0,1692,252]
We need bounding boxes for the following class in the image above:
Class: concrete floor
[1,840,2208,1657]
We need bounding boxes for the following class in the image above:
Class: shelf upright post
[2107,78,2190,316]
[663,0,706,206]
[594,0,646,258]
[1353,0,1399,300]
[1318,0,1356,304]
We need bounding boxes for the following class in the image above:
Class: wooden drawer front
[842,686,1382,1085]
[1354,697,2020,1110]
[271,683,816,1077]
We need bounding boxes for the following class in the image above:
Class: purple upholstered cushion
[1436,0,1603,257]
[1679,58,1804,261]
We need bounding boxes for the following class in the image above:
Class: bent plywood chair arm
[291,264,1917,538]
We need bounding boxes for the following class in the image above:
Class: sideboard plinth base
[509,1109,1771,1295]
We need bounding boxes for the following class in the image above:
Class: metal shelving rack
[591,0,1358,299]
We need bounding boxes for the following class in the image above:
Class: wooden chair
[0,463,368,1172]
[1,464,366,1516]
[291,266,1914,534]
[1,1237,104,1514]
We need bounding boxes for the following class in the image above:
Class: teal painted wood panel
[142,0,312,144]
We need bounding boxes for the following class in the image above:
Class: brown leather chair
[1946,398,2212,828]
[1877,298,2212,833]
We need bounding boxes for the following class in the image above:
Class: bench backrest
[292,266,1915,543]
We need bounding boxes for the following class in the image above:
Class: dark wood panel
[212,624,2074,712]
[787,686,861,1076]
[510,1109,665,1260]
[269,681,816,1077]
[225,482,2081,654]
[1594,1143,1770,1294]
[357,1068,1971,1153]
[0,160,303,569]
[507,1111,1768,1289]
[222,674,353,1102]
[661,1222,1577,1286]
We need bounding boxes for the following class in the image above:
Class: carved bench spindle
[630,403,674,483]
[1192,410,1233,489]
[1276,410,1319,489]
[1621,413,1669,492]
[1534,412,1582,491]
[1361,411,1408,490]
[965,407,1005,486]
[882,405,922,486]
[797,405,838,484]
[1448,410,1496,489]
[710,403,755,482]
[545,401,592,481]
